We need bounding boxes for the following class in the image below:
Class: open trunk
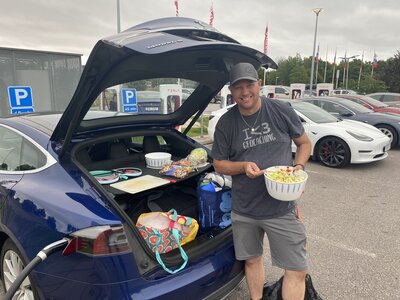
[72,130,230,263]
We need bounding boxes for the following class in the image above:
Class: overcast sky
[2,0,400,65]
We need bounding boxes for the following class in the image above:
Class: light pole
[117,0,121,33]
[275,76,279,85]
[309,8,323,96]
[262,67,267,86]
[339,54,358,91]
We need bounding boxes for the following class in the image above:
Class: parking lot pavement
[225,148,400,300]
[2,149,399,299]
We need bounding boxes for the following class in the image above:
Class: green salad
[265,167,305,183]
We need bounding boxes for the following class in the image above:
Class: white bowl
[145,152,172,169]
[264,166,308,201]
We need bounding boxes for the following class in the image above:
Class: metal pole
[275,76,279,85]
[309,8,323,97]
[117,0,121,33]
[263,68,267,86]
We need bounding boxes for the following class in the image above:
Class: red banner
[263,24,268,55]
[174,0,179,16]
[372,52,378,69]
[209,4,214,26]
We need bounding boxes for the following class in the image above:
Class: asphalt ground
[222,147,400,300]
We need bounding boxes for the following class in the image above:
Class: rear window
[87,78,199,119]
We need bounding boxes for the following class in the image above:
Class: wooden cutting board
[110,175,170,194]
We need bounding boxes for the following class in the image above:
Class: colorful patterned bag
[136,209,199,274]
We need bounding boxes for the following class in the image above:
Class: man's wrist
[293,163,305,171]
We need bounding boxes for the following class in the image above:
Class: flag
[315,43,320,63]
[263,24,268,55]
[372,52,378,69]
[174,0,179,16]
[209,4,214,26]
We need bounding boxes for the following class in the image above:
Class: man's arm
[213,159,264,178]
[293,132,312,171]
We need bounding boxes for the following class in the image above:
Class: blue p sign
[8,86,34,108]
[121,88,137,105]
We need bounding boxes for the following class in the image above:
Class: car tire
[1,239,39,300]
[316,137,351,168]
[376,124,398,148]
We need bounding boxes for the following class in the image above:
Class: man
[212,62,312,300]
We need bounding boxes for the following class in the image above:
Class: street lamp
[262,67,267,86]
[275,76,279,85]
[339,54,359,91]
[309,8,323,96]
[117,0,121,33]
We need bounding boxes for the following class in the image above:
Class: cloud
[1,0,399,64]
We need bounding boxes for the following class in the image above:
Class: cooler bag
[197,173,232,232]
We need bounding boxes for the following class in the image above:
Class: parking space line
[308,234,376,258]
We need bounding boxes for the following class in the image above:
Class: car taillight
[63,225,131,256]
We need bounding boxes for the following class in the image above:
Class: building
[0,47,82,116]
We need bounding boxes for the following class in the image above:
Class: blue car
[301,97,400,148]
[0,17,278,299]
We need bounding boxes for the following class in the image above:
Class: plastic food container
[145,152,172,169]
[264,166,308,201]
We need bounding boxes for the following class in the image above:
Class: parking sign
[121,88,137,113]
[8,86,35,114]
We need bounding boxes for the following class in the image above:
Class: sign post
[8,86,35,114]
[121,88,138,113]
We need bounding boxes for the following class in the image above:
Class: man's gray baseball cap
[229,62,259,86]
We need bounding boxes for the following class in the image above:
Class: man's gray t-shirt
[212,97,305,219]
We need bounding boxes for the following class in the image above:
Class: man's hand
[244,162,264,178]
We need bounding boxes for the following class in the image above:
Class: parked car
[0,17,278,299]
[335,94,400,115]
[333,89,357,95]
[260,85,291,99]
[366,92,400,108]
[208,101,390,167]
[301,96,400,148]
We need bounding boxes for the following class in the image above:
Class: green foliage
[264,50,400,93]
[357,77,388,94]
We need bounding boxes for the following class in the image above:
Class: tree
[357,77,388,94]
[380,51,400,92]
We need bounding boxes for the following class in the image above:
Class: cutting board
[110,175,170,194]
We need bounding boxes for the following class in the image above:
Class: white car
[207,101,391,168]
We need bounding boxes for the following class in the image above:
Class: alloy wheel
[3,249,35,300]
[317,138,350,168]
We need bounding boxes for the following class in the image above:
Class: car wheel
[1,239,39,300]
[376,124,398,148]
[316,137,350,168]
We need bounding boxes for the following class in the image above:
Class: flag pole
[315,43,320,84]
[323,45,328,82]
[331,47,337,85]
[357,50,364,90]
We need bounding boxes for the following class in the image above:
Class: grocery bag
[136,209,199,274]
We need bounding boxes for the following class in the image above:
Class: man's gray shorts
[231,208,308,271]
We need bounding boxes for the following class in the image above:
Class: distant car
[367,92,400,107]
[182,88,194,102]
[260,85,291,99]
[301,96,400,148]
[333,89,357,95]
[207,100,390,168]
[335,94,400,115]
